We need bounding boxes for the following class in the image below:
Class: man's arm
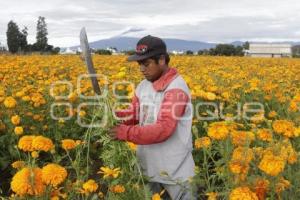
[115,94,139,125]
[113,89,189,145]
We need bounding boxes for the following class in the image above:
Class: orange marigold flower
[82,179,99,193]
[110,184,125,193]
[231,147,254,163]
[230,131,255,146]
[229,186,258,200]
[4,96,17,108]
[11,115,21,125]
[126,141,137,151]
[11,167,45,196]
[32,136,54,152]
[61,139,77,150]
[18,135,35,152]
[194,137,211,149]
[257,129,273,142]
[11,160,25,169]
[272,120,296,138]
[208,122,234,140]
[14,126,24,135]
[42,163,68,187]
[258,151,285,176]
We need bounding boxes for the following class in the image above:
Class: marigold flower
[206,192,218,200]
[258,151,285,176]
[194,137,211,149]
[61,139,77,150]
[14,126,24,135]
[257,129,273,142]
[11,167,45,196]
[31,151,39,158]
[18,135,35,152]
[231,147,254,163]
[11,160,25,169]
[42,163,68,187]
[97,166,121,179]
[208,122,233,140]
[11,115,21,125]
[272,120,296,138]
[32,136,54,152]
[229,186,258,200]
[4,96,17,108]
[230,131,255,146]
[110,184,125,193]
[126,141,137,151]
[81,179,99,193]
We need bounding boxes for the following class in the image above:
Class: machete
[79,27,101,95]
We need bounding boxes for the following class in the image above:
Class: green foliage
[35,16,48,51]
[95,49,112,55]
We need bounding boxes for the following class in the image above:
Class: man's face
[138,56,165,82]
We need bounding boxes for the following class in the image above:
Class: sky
[0,0,300,47]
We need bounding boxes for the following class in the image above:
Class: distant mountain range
[69,36,300,52]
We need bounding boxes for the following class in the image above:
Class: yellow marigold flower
[42,163,68,187]
[272,120,296,138]
[257,129,273,142]
[268,111,277,118]
[152,190,165,200]
[194,137,211,149]
[11,167,45,196]
[11,115,21,125]
[205,92,217,101]
[206,192,218,200]
[229,186,258,200]
[31,151,39,158]
[4,96,17,108]
[230,131,255,146]
[68,92,77,102]
[82,179,99,193]
[11,160,25,169]
[126,141,137,151]
[61,139,77,150]
[18,135,35,152]
[79,110,86,117]
[32,136,54,152]
[110,184,125,193]
[229,160,249,175]
[289,101,298,112]
[14,126,24,135]
[231,147,254,163]
[258,151,285,176]
[208,122,232,140]
[97,166,121,179]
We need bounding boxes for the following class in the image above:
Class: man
[111,35,195,200]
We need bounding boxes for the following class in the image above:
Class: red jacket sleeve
[115,94,139,125]
[113,89,189,145]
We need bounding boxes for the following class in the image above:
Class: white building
[245,43,292,58]
[60,47,76,55]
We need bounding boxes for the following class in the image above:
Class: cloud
[0,0,300,47]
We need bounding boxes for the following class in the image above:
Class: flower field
[0,54,300,199]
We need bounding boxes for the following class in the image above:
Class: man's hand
[108,126,119,140]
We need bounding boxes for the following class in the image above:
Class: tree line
[6,16,60,54]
